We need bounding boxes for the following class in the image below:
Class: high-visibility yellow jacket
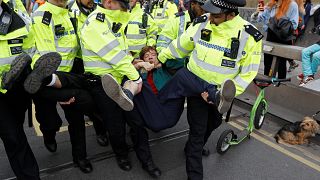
[80,6,140,83]
[151,0,177,31]
[0,2,34,93]
[156,11,190,53]
[127,4,158,58]
[4,0,27,14]
[158,14,262,96]
[31,2,79,72]
[68,0,96,58]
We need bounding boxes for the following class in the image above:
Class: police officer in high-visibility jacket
[26,0,94,173]
[0,0,40,179]
[158,0,263,179]
[150,0,178,31]
[68,0,110,147]
[80,0,161,177]
[127,0,158,58]
[3,0,28,14]
[156,0,205,71]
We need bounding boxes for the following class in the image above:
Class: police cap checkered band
[201,0,246,14]
[211,0,237,9]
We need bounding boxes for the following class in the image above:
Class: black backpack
[268,16,295,41]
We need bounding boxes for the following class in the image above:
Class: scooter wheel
[254,100,267,129]
[216,129,234,155]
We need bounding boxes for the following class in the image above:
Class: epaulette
[193,15,208,26]
[42,11,52,26]
[244,24,263,42]
[96,12,105,22]
[175,11,185,17]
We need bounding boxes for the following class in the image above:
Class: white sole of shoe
[218,79,236,114]
[101,74,134,111]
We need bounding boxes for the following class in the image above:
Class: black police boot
[74,158,93,173]
[24,52,62,94]
[43,134,57,153]
[116,156,132,171]
[1,53,32,90]
[96,134,109,147]
[142,161,161,178]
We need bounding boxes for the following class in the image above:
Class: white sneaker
[217,79,236,114]
[101,74,134,111]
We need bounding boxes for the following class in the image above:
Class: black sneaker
[24,52,61,94]
[1,53,32,90]
[101,74,134,111]
[216,79,236,114]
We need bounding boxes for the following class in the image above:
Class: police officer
[25,0,94,173]
[127,0,158,58]
[150,0,178,31]
[80,0,161,177]
[0,0,39,179]
[68,0,109,147]
[156,0,206,71]
[158,0,263,179]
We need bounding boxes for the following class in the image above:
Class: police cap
[201,0,246,14]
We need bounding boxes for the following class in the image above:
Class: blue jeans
[302,44,320,76]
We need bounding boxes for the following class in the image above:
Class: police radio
[225,30,240,59]
[0,11,12,35]
[142,13,148,29]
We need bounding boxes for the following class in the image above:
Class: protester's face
[80,0,95,8]
[143,50,158,65]
[190,2,205,17]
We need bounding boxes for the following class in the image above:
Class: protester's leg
[134,81,185,131]
[311,50,320,75]
[0,94,39,180]
[302,44,320,76]
[158,67,217,101]
[185,97,209,180]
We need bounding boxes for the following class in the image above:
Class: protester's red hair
[267,0,292,19]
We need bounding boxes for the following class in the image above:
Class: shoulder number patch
[244,25,263,42]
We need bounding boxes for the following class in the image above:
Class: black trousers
[33,72,94,160]
[185,97,222,180]
[0,88,39,179]
[89,81,153,164]
[264,28,292,79]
